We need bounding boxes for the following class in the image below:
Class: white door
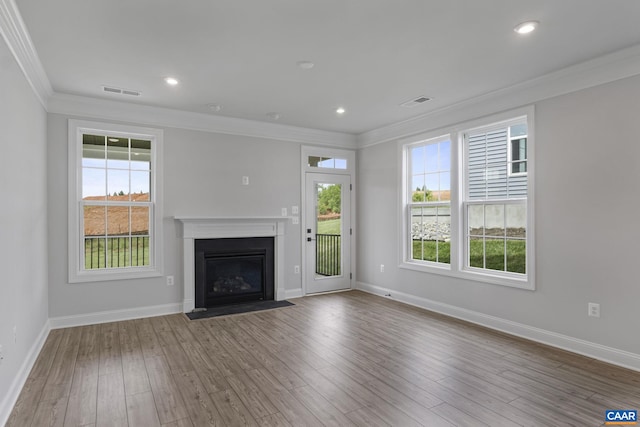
[304,173,351,294]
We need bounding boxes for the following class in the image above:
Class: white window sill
[69,267,162,284]
[399,260,534,290]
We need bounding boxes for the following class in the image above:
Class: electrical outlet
[281,207,288,216]
[166,275,174,286]
[292,217,299,224]
[242,176,249,185]
[588,302,600,318]
[380,264,385,273]
[294,265,300,274]
[292,206,299,215]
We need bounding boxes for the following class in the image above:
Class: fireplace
[195,237,274,308]
[175,217,287,312]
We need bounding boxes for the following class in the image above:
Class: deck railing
[316,234,341,276]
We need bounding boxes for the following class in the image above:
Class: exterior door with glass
[304,173,351,294]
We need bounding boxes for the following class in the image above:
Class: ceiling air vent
[400,96,432,108]
[102,86,141,97]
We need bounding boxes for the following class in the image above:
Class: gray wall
[0,37,49,417]
[47,116,303,317]
[357,74,640,355]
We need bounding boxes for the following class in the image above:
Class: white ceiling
[14,0,640,135]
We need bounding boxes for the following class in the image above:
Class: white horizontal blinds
[467,125,527,200]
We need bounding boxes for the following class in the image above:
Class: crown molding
[48,92,357,148]
[357,43,640,148]
[0,0,52,108]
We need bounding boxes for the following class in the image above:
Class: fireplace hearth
[195,237,274,308]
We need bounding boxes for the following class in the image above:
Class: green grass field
[317,218,341,235]
[84,236,150,269]
[412,239,526,273]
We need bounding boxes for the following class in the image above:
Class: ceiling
[14,0,640,135]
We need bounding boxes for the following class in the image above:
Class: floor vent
[102,86,141,96]
[400,96,431,107]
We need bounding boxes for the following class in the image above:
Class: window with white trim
[464,118,528,276]
[402,112,534,289]
[407,136,451,265]
[69,120,163,283]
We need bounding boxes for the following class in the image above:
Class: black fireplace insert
[195,237,274,308]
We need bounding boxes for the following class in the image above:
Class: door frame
[301,146,356,297]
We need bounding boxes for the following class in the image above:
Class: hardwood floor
[7,291,640,427]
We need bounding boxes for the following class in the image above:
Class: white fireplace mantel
[174,216,288,312]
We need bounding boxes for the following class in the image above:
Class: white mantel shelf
[174,216,288,312]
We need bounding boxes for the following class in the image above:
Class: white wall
[357,74,640,357]
[47,115,304,318]
[0,37,49,422]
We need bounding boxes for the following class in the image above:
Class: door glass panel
[316,182,342,278]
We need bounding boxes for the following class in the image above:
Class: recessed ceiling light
[514,21,539,35]
[336,107,346,115]
[164,77,179,86]
[297,61,315,70]
[207,103,223,112]
[108,138,119,142]
[266,112,282,120]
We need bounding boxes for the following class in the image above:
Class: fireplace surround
[175,217,287,312]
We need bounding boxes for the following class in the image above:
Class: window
[69,120,163,282]
[407,137,451,265]
[464,118,528,276]
[402,110,534,289]
[308,156,348,169]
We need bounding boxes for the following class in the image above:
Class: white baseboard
[284,288,304,300]
[0,319,51,427]
[49,303,183,329]
[356,281,640,372]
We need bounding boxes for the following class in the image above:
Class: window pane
[107,169,130,200]
[484,204,505,237]
[411,146,425,174]
[511,138,527,161]
[425,144,438,173]
[318,158,335,168]
[425,173,439,199]
[308,156,322,167]
[334,158,347,169]
[469,237,484,268]
[412,175,426,201]
[506,204,526,239]
[506,239,526,274]
[82,134,105,168]
[131,139,151,170]
[131,171,150,200]
[411,206,423,260]
[485,237,505,272]
[468,205,484,236]
[107,206,130,237]
[131,206,150,267]
[82,168,106,199]
[84,237,106,269]
[107,137,129,169]
[84,205,105,237]
[510,124,527,138]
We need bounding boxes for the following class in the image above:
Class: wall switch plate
[167,276,174,286]
[242,176,249,185]
[292,206,299,215]
[380,264,385,273]
[281,208,288,216]
[588,302,600,317]
[294,265,300,274]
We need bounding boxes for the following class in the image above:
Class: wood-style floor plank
[8,291,640,427]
